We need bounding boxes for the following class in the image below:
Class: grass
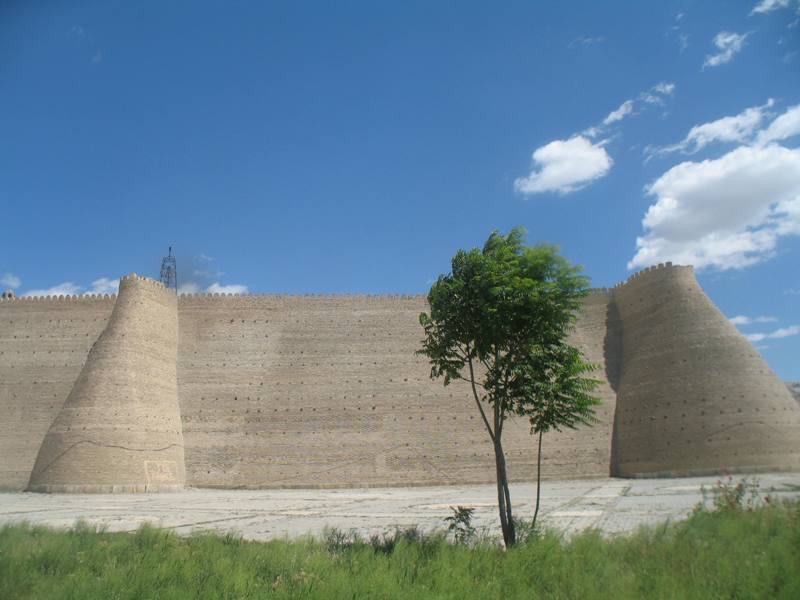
[1,499,799,599]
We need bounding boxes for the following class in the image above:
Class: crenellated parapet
[610,261,680,288]
[0,293,116,302]
[178,292,427,302]
[120,272,168,289]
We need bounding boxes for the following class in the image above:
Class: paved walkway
[2,473,798,540]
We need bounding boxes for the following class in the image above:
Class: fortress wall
[612,264,800,477]
[18,261,799,491]
[177,293,614,489]
[27,275,185,492]
[556,289,619,474]
[0,295,114,490]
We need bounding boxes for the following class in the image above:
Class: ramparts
[0,293,115,490]
[176,291,615,489]
[26,275,185,492]
[611,264,800,477]
[1,263,798,492]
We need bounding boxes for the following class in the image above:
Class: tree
[514,344,601,532]
[418,227,594,547]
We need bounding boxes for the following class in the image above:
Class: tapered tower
[27,274,185,492]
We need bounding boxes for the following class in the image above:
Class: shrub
[695,474,772,514]
[443,506,476,545]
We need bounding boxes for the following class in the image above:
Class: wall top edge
[120,273,169,291]
[611,262,692,289]
[0,263,694,304]
[0,293,117,302]
[177,292,429,300]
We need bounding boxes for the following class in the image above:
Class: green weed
[1,498,798,599]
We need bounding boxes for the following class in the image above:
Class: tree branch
[450,372,486,389]
[453,346,470,362]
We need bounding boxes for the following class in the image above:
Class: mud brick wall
[611,264,800,477]
[2,263,798,492]
[176,293,613,489]
[0,294,114,490]
[27,275,185,492]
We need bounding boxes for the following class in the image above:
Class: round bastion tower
[611,264,800,477]
[27,274,185,492]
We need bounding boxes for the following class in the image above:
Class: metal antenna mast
[160,246,178,292]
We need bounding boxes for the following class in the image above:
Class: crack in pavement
[122,513,266,533]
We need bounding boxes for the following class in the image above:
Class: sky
[1,1,798,378]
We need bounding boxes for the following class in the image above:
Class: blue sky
[1,1,799,378]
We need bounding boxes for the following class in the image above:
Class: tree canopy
[419,227,599,546]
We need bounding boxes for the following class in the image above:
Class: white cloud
[207,282,249,295]
[1,273,21,289]
[667,12,690,53]
[586,83,676,138]
[517,83,673,196]
[785,287,800,295]
[772,325,800,338]
[729,315,779,325]
[91,50,103,64]
[19,278,247,296]
[582,126,601,139]
[746,325,800,342]
[641,82,677,105]
[179,281,249,294]
[751,0,792,15]
[20,275,119,297]
[88,277,119,295]
[514,136,613,195]
[654,82,676,96]
[666,18,690,53]
[179,255,243,294]
[756,104,800,145]
[685,101,773,146]
[603,100,634,125]
[178,282,201,294]
[569,36,604,48]
[629,144,800,271]
[704,31,750,68]
[649,99,776,157]
[193,269,225,278]
[17,276,248,297]
[22,282,83,297]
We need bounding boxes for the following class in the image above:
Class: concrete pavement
[2,472,798,541]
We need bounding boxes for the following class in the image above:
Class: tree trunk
[500,450,514,536]
[532,429,543,531]
[493,439,516,547]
